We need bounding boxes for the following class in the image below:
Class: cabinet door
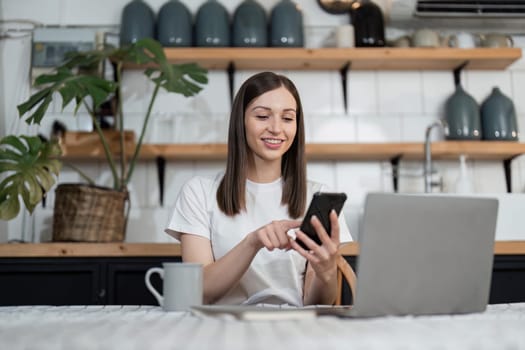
[105,257,181,305]
[0,258,104,306]
[490,255,525,304]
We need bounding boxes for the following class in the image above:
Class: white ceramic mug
[441,34,458,48]
[336,24,355,48]
[477,33,514,48]
[145,262,203,312]
[390,35,411,48]
[412,29,440,47]
[455,32,477,48]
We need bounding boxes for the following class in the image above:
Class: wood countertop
[1,241,525,258]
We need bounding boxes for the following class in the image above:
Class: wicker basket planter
[52,183,129,242]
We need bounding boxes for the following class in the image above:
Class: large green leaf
[18,59,117,125]
[114,38,160,65]
[123,38,208,97]
[144,62,208,97]
[62,47,114,71]
[0,135,62,220]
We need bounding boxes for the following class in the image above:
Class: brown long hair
[216,71,306,218]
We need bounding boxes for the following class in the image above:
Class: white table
[1,304,524,350]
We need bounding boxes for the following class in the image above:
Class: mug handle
[474,33,484,47]
[447,34,458,48]
[145,267,164,306]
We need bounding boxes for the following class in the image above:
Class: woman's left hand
[290,210,340,284]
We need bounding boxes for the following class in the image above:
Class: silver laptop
[335,192,499,318]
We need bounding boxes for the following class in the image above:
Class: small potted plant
[0,38,208,242]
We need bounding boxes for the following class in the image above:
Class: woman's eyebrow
[250,106,271,112]
[251,106,297,113]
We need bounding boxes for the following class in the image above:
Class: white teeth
[264,139,282,144]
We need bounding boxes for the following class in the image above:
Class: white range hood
[388,0,525,32]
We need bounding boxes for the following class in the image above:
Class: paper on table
[191,305,317,321]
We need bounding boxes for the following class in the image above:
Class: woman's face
[244,86,298,164]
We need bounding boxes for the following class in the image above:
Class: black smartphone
[297,192,347,250]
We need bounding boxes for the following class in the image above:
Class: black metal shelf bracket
[339,62,351,113]
[390,155,402,192]
[156,156,166,206]
[227,62,236,104]
[453,61,469,86]
[503,157,515,193]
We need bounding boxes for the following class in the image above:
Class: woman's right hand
[247,220,302,251]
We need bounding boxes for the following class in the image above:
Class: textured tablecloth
[1,303,524,350]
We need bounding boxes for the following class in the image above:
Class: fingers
[289,236,322,263]
[293,228,330,261]
[256,220,299,251]
[293,230,315,251]
[290,213,343,285]
[256,230,273,250]
[309,214,338,254]
[254,214,341,253]
[329,210,340,244]
[266,224,290,249]
[283,220,302,230]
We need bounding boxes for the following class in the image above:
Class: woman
[166,72,352,306]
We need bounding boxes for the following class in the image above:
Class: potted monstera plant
[0,38,208,242]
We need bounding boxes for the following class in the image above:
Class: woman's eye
[283,116,295,122]
[256,115,269,120]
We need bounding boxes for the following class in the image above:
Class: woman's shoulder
[181,173,223,197]
[185,173,221,187]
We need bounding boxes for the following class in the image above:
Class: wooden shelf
[1,241,524,257]
[401,141,525,161]
[153,47,522,71]
[60,141,525,162]
[305,142,525,161]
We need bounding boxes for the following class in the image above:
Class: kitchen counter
[1,242,524,305]
[1,241,525,257]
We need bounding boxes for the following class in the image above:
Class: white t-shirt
[165,173,352,306]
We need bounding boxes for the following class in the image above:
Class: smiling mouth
[262,138,284,144]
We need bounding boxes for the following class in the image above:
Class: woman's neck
[247,159,281,183]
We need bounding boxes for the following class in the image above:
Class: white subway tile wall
[421,71,454,116]
[348,71,378,113]
[466,71,514,103]
[401,114,443,142]
[512,71,525,114]
[306,114,357,143]
[514,156,525,192]
[378,71,423,114]
[355,114,402,142]
[1,0,525,242]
